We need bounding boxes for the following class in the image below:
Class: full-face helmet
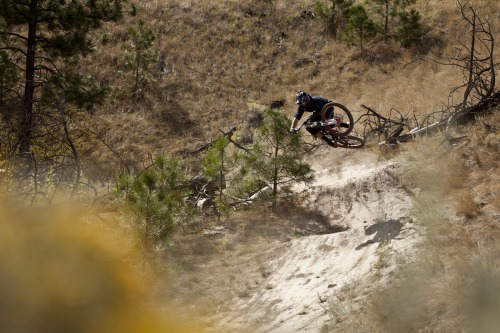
[295,91,311,107]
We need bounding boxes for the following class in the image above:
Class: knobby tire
[321,102,354,137]
[334,135,365,149]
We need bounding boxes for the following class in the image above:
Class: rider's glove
[290,128,298,135]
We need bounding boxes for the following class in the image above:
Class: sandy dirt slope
[210,148,422,332]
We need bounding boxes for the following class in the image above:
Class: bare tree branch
[358,1,498,146]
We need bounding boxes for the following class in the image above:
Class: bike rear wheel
[321,102,354,137]
[332,135,365,149]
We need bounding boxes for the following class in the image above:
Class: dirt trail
[210,148,421,332]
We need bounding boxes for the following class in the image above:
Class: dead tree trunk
[445,0,497,136]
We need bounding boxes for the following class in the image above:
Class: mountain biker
[289,91,337,147]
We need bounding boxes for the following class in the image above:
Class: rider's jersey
[293,96,331,120]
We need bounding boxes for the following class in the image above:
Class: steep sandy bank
[205,148,422,332]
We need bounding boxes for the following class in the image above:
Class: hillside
[1,1,499,333]
[85,0,498,168]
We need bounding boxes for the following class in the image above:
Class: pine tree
[115,155,192,249]
[121,20,158,96]
[345,5,377,52]
[238,108,314,210]
[368,0,417,42]
[331,0,355,35]
[316,0,354,38]
[0,0,123,154]
[398,8,425,47]
[201,136,231,220]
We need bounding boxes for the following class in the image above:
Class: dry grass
[455,189,481,219]
[396,133,468,196]
[329,108,500,333]
[69,0,499,173]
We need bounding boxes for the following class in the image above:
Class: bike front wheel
[321,102,354,137]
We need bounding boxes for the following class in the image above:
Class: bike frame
[297,114,365,149]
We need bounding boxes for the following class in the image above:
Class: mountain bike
[297,102,365,149]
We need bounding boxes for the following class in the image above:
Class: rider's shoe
[340,123,350,128]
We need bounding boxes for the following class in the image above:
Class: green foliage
[1,0,122,56]
[121,20,159,96]
[315,1,331,19]
[367,0,421,43]
[202,136,230,180]
[345,5,377,51]
[368,0,417,18]
[316,0,355,37]
[237,108,314,209]
[201,136,231,219]
[229,171,268,202]
[46,72,108,110]
[0,50,18,103]
[115,155,192,248]
[130,3,138,16]
[318,0,425,48]
[397,8,425,47]
[0,0,123,153]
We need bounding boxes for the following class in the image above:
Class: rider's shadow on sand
[355,219,403,250]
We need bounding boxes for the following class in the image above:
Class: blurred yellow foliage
[0,204,203,333]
